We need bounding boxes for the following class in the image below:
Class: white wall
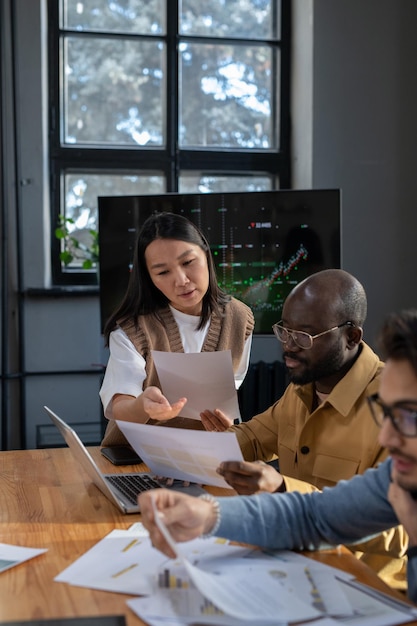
[310,0,417,344]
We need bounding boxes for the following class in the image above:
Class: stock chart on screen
[98,189,341,334]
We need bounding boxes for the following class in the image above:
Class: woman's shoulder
[226,297,255,333]
[228,296,254,317]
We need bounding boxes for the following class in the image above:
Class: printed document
[116,420,243,488]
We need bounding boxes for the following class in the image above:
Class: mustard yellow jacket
[230,342,408,589]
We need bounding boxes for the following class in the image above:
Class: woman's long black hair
[103,212,230,344]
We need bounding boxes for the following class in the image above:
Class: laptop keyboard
[106,474,161,505]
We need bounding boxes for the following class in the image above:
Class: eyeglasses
[272,321,355,350]
[367,393,417,438]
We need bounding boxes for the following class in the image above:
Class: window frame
[48,0,291,286]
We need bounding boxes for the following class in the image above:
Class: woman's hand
[139,489,217,557]
[142,386,187,421]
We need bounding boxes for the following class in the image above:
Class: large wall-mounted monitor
[98,189,341,335]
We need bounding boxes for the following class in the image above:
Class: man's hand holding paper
[200,407,233,431]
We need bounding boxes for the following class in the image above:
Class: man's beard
[390,449,417,494]
[393,473,417,495]
[285,342,346,386]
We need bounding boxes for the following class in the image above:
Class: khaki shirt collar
[295,342,383,417]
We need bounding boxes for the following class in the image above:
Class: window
[48,0,291,285]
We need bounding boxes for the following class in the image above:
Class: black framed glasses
[367,393,417,438]
[272,321,355,350]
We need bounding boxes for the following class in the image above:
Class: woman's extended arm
[100,329,186,424]
[112,388,187,423]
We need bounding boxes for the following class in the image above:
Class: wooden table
[0,447,414,625]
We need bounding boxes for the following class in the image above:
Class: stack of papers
[55,524,417,626]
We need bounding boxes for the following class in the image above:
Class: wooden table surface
[0,446,414,625]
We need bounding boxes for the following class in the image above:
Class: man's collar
[295,342,382,416]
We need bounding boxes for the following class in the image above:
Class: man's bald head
[285,269,367,328]
[280,269,367,388]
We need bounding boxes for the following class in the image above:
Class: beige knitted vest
[101,297,254,447]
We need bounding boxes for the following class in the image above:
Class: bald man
[201,269,407,590]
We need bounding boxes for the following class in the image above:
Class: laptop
[43,406,206,514]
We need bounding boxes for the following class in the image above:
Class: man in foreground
[139,309,417,604]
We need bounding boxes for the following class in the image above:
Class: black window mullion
[278,0,291,188]
[47,0,61,158]
[178,150,283,171]
[49,148,174,169]
[166,1,179,192]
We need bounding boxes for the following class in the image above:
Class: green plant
[55,215,99,270]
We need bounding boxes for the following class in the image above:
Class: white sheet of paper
[151,349,241,421]
[55,527,251,597]
[54,529,155,595]
[172,554,322,622]
[116,420,243,488]
[0,543,47,573]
